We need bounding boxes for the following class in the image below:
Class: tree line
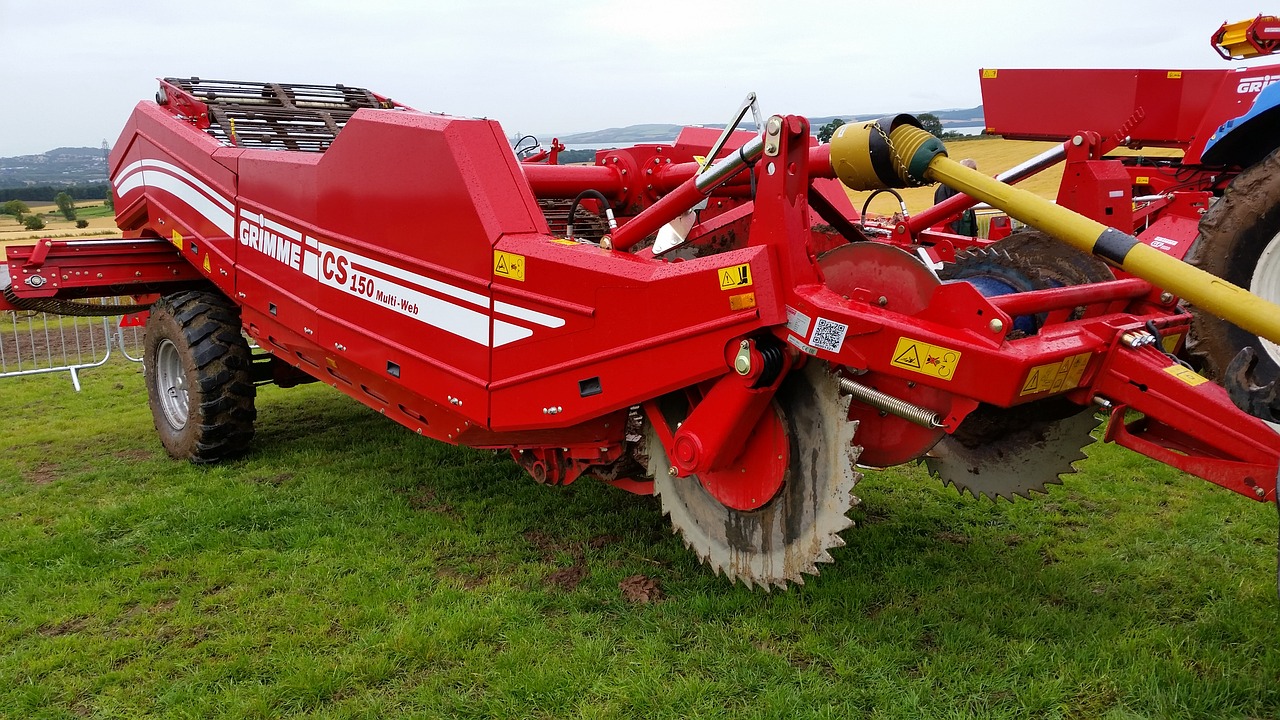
[0,185,110,202]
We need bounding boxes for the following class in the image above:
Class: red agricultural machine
[5,19,1280,588]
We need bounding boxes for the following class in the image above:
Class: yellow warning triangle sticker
[721,270,736,286]
[893,345,921,368]
[1021,370,1040,394]
[202,254,211,272]
[496,256,508,274]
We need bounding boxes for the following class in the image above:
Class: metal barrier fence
[0,299,145,391]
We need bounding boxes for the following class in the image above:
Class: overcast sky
[2,0,1276,156]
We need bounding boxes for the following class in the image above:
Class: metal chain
[870,119,924,188]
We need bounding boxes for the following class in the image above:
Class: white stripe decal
[317,241,491,345]
[115,159,233,212]
[493,301,566,328]
[265,216,302,241]
[114,157,564,347]
[493,321,534,346]
[348,248,489,309]
[235,209,302,241]
[114,170,234,236]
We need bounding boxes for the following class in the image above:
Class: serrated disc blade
[649,363,862,589]
[925,410,1101,501]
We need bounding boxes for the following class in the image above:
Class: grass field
[2,358,1279,719]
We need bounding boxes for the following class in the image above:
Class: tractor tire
[143,290,256,463]
[1185,148,1280,386]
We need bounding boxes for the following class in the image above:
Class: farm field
[2,358,1278,719]
[0,202,121,249]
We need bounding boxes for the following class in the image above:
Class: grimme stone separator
[5,78,1280,588]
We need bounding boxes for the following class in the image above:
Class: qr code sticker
[809,317,849,352]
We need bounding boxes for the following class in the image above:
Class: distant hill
[557,106,984,145]
[0,147,109,189]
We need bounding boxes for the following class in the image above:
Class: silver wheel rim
[156,338,189,431]
[1250,231,1280,367]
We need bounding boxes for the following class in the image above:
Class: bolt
[668,467,678,476]
[1159,292,1174,304]
[1072,135,1083,146]
[877,296,888,307]
[766,116,782,135]
[740,340,750,349]
[989,318,1004,333]
[1256,486,1267,499]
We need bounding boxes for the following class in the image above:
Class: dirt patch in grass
[588,534,620,549]
[619,574,662,604]
[114,449,153,462]
[544,564,587,591]
[24,461,59,485]
[935,531,970,545]
[403,486,457,518]
[39,616,90,636]
[524,529,578,560]
[254,472,293,487]
[438,567,488,590]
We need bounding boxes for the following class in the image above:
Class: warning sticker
[1161,333,1182,353]
[1167,71,1182,79]
[1165,364,1209,386]
[785,306,811,337]
[202,254,212,273]
[890,337,961,380]
[729,292,757,311]
[718,263,752,291]
[982,68,998,79]
[172,229,183,249]
[494,250,525,281]
[1019,352,1092,396]
[809,317,849,353]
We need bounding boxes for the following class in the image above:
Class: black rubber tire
[144,290,256,463]
[1184,148,1280,386]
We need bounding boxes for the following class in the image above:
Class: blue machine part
[1202,82,1280,166]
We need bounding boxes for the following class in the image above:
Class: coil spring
[837,376,944,428]
[751,338,786,388]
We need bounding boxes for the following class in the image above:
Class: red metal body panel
[980,65,1280,163]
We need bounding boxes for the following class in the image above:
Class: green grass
[69,203,115,220]
[2,359,1278,719]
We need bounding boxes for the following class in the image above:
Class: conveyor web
[164,77,393,152]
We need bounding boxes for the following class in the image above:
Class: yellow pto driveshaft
[827,116,1280,347]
